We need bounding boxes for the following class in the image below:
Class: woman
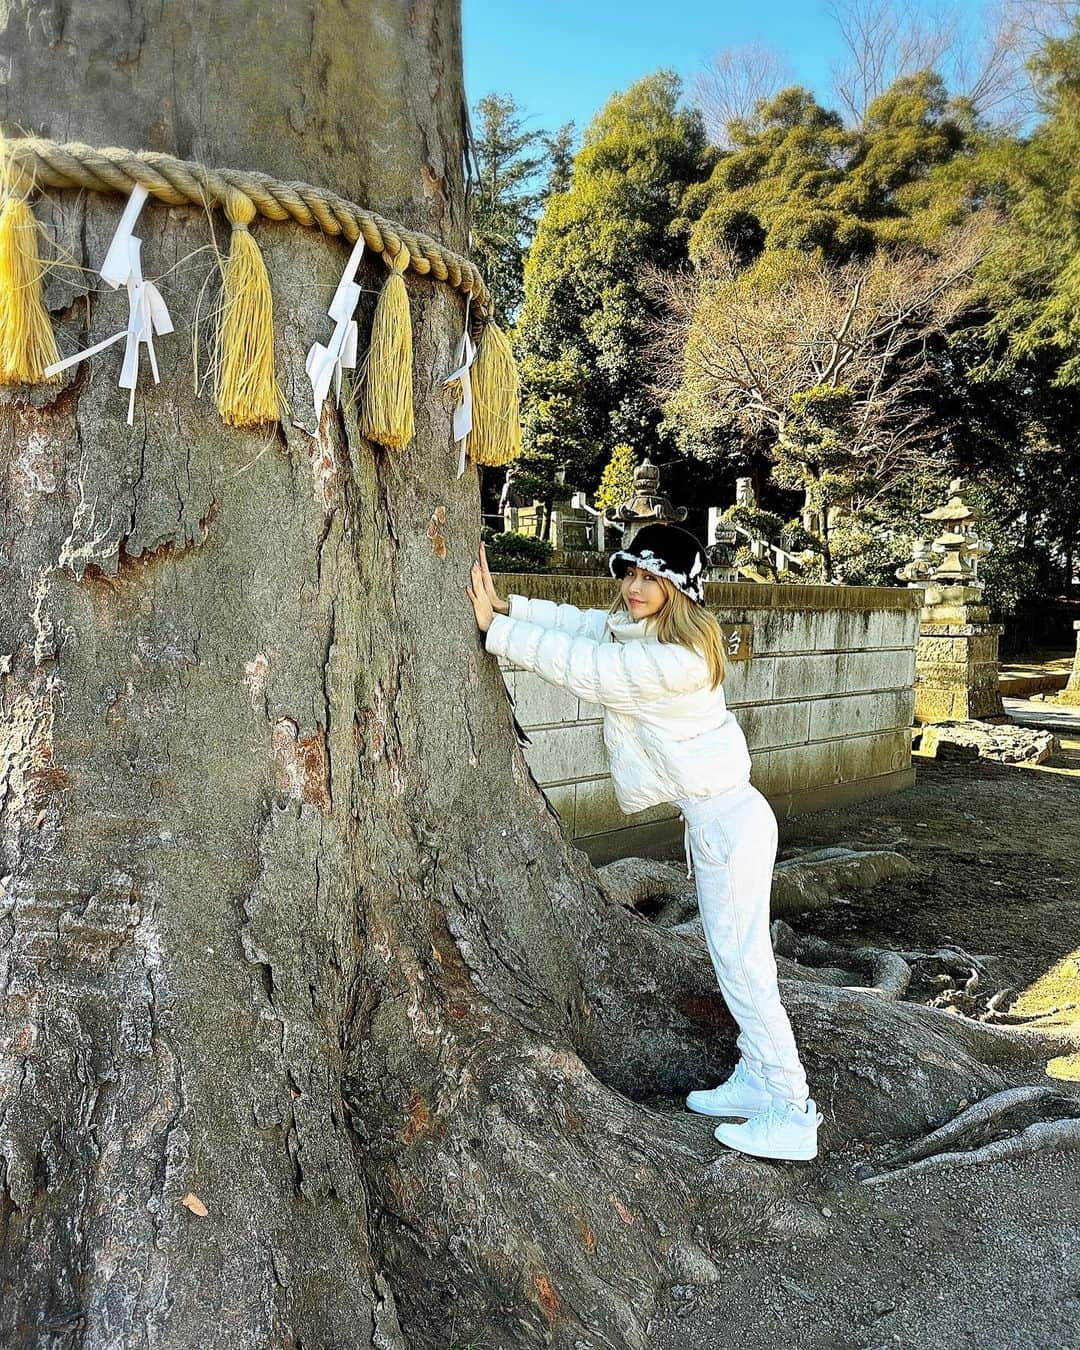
[466,524,821,1162]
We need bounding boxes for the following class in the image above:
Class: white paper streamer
[305,235,365,420]
[44,185,174,426]
[444,297,475,478]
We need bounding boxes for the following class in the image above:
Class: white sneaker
[685,1060,775,1119]
[713,1097,823,1161]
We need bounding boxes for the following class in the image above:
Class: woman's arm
[505,593,609,639]
[484,613,708,712]
[468,550,608,645]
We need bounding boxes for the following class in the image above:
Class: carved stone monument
[734,476,755,509]
[501,462,592,550]
[900,480,1005,724]
[705,511,740,582]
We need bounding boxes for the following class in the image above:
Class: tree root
[580,889,1080,1132]
[769,926,1065,1031]
[348,1026,819,1350]
[603,862,996,1010]
[596,858,697,926]
[860,1084,1080,1184]
[980,989,1080,1026]
[770,920,912,999]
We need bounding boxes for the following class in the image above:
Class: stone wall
[494,575,922,863]
[914,624,1005,722]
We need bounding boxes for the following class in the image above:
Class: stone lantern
[1061,622,1080,707]
[904,479,1004,723]
[605,458,687,548]
[895,538,935,586]
[922,484,991,595]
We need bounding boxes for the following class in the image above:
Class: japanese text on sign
[719,624,753,662]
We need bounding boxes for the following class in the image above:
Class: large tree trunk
[1,5,1075,1348]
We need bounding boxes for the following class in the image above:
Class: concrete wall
[494,576,921,864]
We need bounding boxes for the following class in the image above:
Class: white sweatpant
[676,782,809,1108]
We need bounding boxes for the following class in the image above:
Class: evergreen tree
[515,72,711,516]
[470,93,549,326]
[594,442,638,512]
[945,18,1080,607]
[977,20,1080,385]
[684,72,970,266]
[543,122,576,196]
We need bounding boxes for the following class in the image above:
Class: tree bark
[1,5,1075,1349]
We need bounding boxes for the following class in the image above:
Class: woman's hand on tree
[467,557,495,633]
[479,542,509,615]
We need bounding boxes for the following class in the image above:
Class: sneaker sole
[712,1128,819,1161]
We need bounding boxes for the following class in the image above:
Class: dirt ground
[648,736,1080,1350]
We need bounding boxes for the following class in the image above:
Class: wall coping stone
[498,574,923,613]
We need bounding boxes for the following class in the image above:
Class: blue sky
[463,0,858,138]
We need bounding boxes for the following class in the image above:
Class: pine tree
[515,72,711,514]
[470,93,548,326]
[594,441,638,512]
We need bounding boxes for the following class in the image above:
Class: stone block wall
[494,576,922,863]
[914,623,1006,722]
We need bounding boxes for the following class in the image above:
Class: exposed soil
[785,738,1080,1036]
[647,736,1080,1350]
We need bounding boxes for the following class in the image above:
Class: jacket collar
[605,610,654,643]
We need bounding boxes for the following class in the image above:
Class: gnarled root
[770,920,913,999]
[980,989,1080,1026]
[596,858,696,926]
[860,1084,1080,1184]
[348,1027,818,1350]
[582,904,1080,1150]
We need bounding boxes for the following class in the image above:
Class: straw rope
[6,136,491,315]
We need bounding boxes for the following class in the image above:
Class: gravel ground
[649,1146,1080,1348]
[649,737,1080,1350]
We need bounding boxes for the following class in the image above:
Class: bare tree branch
[829,0,955,124]
[645,215,994,502]
[828,0,1075,128]
[692,42,794,146]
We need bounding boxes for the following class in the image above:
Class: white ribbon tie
[444,296,476,478]
[44,184,174,425]
[305,234,365,420]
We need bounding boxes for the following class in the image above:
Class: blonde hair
[609,576,726,689]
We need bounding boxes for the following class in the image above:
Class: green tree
[516,72,711,515]
[684,86,859,264]
[941,338,1080,612]
[684,72,970,267]
[544,121,576,195]
[976,21,1080,385]
[837,72,968,243]
[945,19,1080,610]
[772,384,865,579]
[594,441,638,512]
[470,93,549,326]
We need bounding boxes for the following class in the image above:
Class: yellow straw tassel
[361,247,414,449]
[214,191,281,428]
[0,145,60,385]
[469,320,521,466]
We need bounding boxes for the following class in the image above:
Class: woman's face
[621,565,667,619]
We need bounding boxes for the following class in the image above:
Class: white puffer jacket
[485,593,753,814]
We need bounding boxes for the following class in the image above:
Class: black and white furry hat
[608,524,708,605]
